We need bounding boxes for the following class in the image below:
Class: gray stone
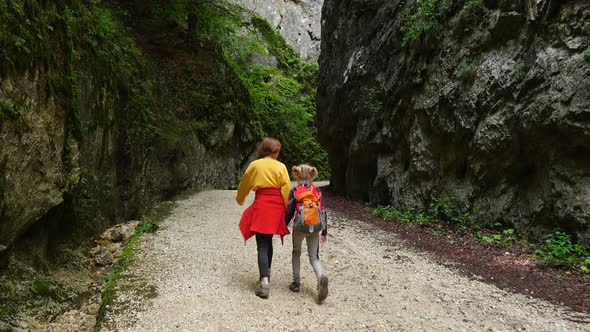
[317,0,590,243]
[108,225,125,243]
[92,246,114,266]
[232,0,323,59]
[0,69,66,254]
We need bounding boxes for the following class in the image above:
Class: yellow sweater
[236,158,292,208]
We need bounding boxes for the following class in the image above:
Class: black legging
[255,233,273,279]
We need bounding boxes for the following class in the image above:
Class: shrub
[429,194,472,226]
[0,98,22,119]
[189,4,329,176]
[581,257,590,274]
[533,231,589,269]
[476,228,516,248]
[32,279,52,297]
[399,0,453,49]
[373,205,413,224]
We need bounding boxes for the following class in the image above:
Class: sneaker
[255,281,270,299]
[289,281,300,292]
[317,275,329,304]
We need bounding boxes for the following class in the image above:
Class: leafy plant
[399,0,453,49]
[189,4,329,176]
[429,194,472,226]
[366,88,385,113]
[32,279,52,297]
[458,58,478,83]
[415,212,433,226]
[135,221,157,234]
[373,205,412,224]
[476,229,516,248]
[581,257,590,274]
[533,231,589,268]
[0,98,22,119]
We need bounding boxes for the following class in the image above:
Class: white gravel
[100,189,590,331]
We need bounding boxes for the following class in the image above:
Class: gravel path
[100,189,590,331]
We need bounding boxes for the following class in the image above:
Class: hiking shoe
[255,281,270,299]
[317,275,329,304]
[289,281,300,292]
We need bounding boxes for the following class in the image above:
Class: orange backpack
[293,184,326,233]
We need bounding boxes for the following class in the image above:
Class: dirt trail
[100,189,590,331]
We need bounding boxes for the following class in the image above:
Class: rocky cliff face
[318,0,590,243]
[234,0,322,59]
[0,18,254,262]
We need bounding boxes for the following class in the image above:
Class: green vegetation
[185,2,329,176]
[97,201,174,322]
[533,231,590,272]
[0,0,157,145]
[366,88,385,113]
[475,228,516,248]
[429,194,472,226]
[374,195,590,274]
[400,0,484,49]
[32,279,53,297]
[400,0,453,49]
[511,64,527,81]
[451,0,484,34]
[97,232,139,322]
[373,205,415,224]
[458,58,478,83]
[0,98,22,119]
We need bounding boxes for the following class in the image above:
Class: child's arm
[317,187,328,237]
[285,188,296,225]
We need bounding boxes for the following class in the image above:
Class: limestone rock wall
[317,0,590,243]
[233,0,322,59]
[0,41,254,259]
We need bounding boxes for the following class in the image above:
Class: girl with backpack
[236,138,292,299]
[286,164,329,304]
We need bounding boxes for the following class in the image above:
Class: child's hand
[320,235,328,245]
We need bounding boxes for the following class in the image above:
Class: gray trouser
[292,229,324,283]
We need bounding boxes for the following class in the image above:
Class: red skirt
[239,188,290,242]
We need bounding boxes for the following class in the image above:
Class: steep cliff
[233,0,322,59]
[318,0,590,243]
[0,0,254,264]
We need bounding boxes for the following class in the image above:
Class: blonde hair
[291,164,318,183]
[256,137,281,159]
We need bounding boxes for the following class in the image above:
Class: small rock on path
[100,190,590,331]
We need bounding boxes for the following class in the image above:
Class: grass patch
[32,278,53,297]
[95,201,175,324]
